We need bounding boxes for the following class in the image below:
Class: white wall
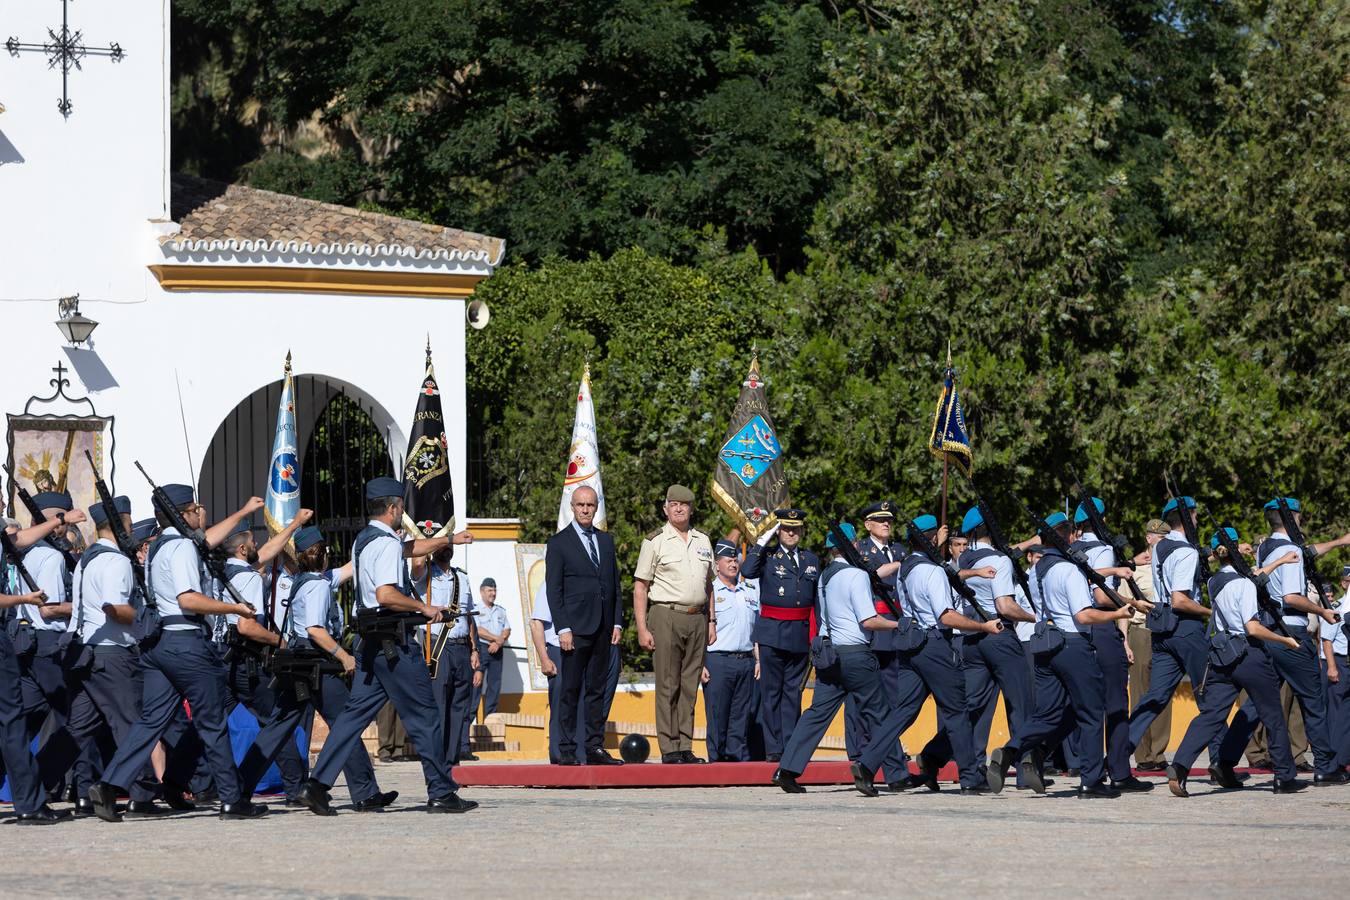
[459,525,536,694]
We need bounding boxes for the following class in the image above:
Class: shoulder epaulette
[646,529,663,541]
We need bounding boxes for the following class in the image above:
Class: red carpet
[455,761,1272,788]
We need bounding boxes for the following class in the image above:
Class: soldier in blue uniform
[415,545,480,764]
[1073,498,1153,793]
[1166,529,1306,796]
[296,477,477,815]
[702,540,760,761]
[741,508,818,762]
[1322,566,1350,770]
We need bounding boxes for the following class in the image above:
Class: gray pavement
[8,761,1348,898]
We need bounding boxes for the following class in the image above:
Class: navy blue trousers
[226,658,307,797]
[238,671,379,802]
[545,643,619,763]
[434,642,475,761]
[313,637,456,798]
[703,651,756,761]
[64,646,157,802]
[0,628,43,814]
[18,630,89,794]
[872,630,980,788]
[472,643,504,718]
[757,645,808,757]
[1128,618,1207,750]
[1325,654,1350,769]
[1174,640,1296,780]
[1215,625,1338,774]
[844,650,910,771]
[100,631,243,805]
[1091,623,1133,781]
[781,645,905,780]
[1012,635,1106,789]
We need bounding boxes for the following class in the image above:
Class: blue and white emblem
[718,414,781,488]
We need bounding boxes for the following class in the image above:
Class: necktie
[584,529,600,568]
[884,546,893,564]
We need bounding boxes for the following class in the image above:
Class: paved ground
[7,760,1349,898]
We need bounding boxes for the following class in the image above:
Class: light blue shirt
[477,603,511,644]
[819,564,879,647]
[1040,556,1093,633]
[707,578,759,652]
[291,575,343,642]
[222,561,266,628]
[1260,534,1309,628]
[147,528,204,630]
[571,519,603,562]
[964,541,1015,619]
[1320,589,1349,657]
[71,539,137,646]
[901,559,954,629]
[532,582,558,647]
[20,544,67,631]
[1153,531,1198,605]
[1211,566,1259,638]
[1077,531,1118,594]
[356,520,403,610]
[1013,579,1036,642]
[429,564,474,640]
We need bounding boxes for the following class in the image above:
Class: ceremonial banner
[711,355,788,542]
[929,353,973,479]
[402,341,454,538]
[263,352,301,545]
[557,364,607,530]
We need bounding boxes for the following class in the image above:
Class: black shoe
[459,752,480,762]
[1018,749,1046,795]
[1296,761,1315,774]
[1314,770,1350,786]
[219,801,268,820]
[125,801,170,819]
[1135,761,1167,773]
[1077,781,1121,799]
[16,805,72,825]
[73,797,96,817]
[162,792,196,812]
[1112,776,1155,793]
[427,793,478,813]
[1245,757,1273,769]
[193,787,220,804]
[851,762,878,798]
[586,749,624,766]
[88,782,123,823]
[1016,779,1055,790]
[556,757,582,766]
[987,747,1011,795]
[1273,778,1308,794]
[1208,763,1243,789]
[284,797,308,808]
[680,750,706,764]
[661,752,684,764]
[1166,763,1189,798]
[886,781,910,793]
[297,779,336,817]
[765,753,782,763]
[352,790,399,813]
[959,785,992,795]
[773,769,806,794]
[917,753,941,789]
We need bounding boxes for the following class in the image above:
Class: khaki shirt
[1129,552,1157,626]
[634,522,715,606]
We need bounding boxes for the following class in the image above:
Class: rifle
[823,516,904,620]
[268,646,346,702]
[4,461,76,570]
[1204,510,1305,650]
[84,451,148,599]
[968,478,1037,615]
[353,605,478,662]
[1163,474,1213,586]
[905,520,989,621]
[1016,497,1129,609]
[1068,465,1150,608]
[1268,485,1336,612]
[0,527,44,598]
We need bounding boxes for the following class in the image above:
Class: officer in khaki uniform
[634,484,716,763]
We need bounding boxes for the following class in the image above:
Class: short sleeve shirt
[902,560,954,629]
[707,579,759,652]
[1213,568,1259,638]
[819,565,878,646]
[149,529,204,630]
[72,539,137,646]
[430,565,474,640]
[633,523,715,606]
[356,520,403,610]
[478,603,511,642]
[20,543,67,631]
[1042,558,1093,633]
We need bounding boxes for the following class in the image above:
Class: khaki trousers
[1127,623,1171,763]
[1243,683,1309,765]
[650,604,707,755]
[376,700,414,760]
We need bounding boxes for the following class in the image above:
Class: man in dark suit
[547,486,624,765]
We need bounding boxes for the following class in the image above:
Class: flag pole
[939,341,952,551]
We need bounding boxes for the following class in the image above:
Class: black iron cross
[5,0,124,118]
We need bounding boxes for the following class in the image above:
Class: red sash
[760,605,812,622]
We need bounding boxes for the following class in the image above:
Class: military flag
[558,363,607,530]
[263,351,301,546]
[711,353,788,543]
[402,339,454,538]
[929,349,973,479]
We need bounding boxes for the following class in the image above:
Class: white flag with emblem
[557,364,607,530]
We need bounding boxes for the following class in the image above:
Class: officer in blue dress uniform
[773,523,906,792]
[702,540,760,761]
[1165,528,1307,796]
[1209,497,1350,784]
[994,512,1134,798]
[741,508,818,762]
[296,477,477,815]
[89,484,269,821]
[853,515,1002,795]
[1072,498,1153,793]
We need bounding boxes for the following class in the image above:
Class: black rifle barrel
[1017,497,1129,609]
[4,461,77,570]
[1068,466,1150,607]
[968,478,1037,615]
[1269,487,1335,611]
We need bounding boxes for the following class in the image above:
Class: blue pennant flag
[264,352,301,546]
[929,360,973,478]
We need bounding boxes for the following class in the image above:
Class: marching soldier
[414,545,480,764]
[741,508,818,762]
[1323,566,1350,770]
[702,540,760,761]
[295,476,477,815]
[1166,529,1306,796]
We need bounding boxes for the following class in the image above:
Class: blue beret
[1264,496,1301,512]
[1209,527,1239,550]
[1342,566,1350,580]
[161,484,195,508]
[229,519,253,537]
[1161,495,1196,517]
[960,506,983,535]
[365,476,404,501]
[131,519,158,544]
[294,526,325,553]
[480,577,496,589]
[88,495,131,526]
[860,501,895,521]
[910,514,938,533]
[1073,496,1105,524]
[714,539,739,558]
[825,522,857,549]
[31,491,73,512]
[1044,511,1069,528]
